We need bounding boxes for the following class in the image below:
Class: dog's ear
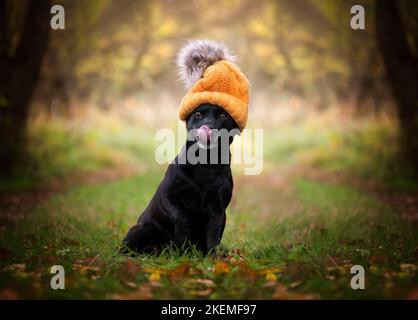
[176,39,236,89]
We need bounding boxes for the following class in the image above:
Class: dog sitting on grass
[121,39,250,254]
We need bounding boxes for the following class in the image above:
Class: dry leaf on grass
[0,287,19,300]
[112,284,153,300]
[213,261,231,275]
[289,280,304,289]
[149,270,161,283]
[285,262,312,281]
[265,271,278,282]
[236,263,257,282]
[117,258,142,281]
[273,284,317,300]
[190,288,213,297]
[194,278,215,287]
[39,255,59,265]
[168,262,190,282]
[231,248,244,256]
[83,255,104,267]
[258,267,282,284]
[400,263,417,272]
[369,255,391,265]
[72,264,99,273]
[406,287,418,300]
[3,263,26,272]
[122,280,137,289]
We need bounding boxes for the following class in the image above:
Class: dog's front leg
[205,212,226,253]
[160,192,190,249]
[174,217,190,248]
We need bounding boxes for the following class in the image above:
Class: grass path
[1,165,417,299]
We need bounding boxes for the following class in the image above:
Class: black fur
[121,104,239,254]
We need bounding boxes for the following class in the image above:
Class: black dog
[121,103,239,254]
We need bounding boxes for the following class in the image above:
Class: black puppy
[121,103,239,254]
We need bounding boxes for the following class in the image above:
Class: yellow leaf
[149,270,161,282]
[214,261,231,275]
[168,262,190,281]
[265,271,277,282]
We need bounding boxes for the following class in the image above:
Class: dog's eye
[219,113,227,120]
[195,111,202,119]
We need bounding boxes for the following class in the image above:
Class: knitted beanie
[176,39,250,131]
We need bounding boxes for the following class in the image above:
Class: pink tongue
[197,125,211,141]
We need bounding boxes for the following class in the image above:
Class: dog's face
[186,104,240,149]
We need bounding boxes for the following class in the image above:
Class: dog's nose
[197,125,212,141]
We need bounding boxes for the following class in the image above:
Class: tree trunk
[0,0,51,174]
[376,0,418,172]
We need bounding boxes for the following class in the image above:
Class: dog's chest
[170,174,231,215]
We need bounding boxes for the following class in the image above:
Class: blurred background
[0,0,417,188]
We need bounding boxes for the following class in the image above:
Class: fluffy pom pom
[176,39,236,89]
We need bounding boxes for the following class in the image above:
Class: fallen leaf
[258,267,282,275]
[84,255,104,267]
[265,271,277,282]
[370,255,391,265]
[273,284,317,300]
[149,270,161,282]
[112,284,153,300]
[400,263,416,272]
[40,255,59,265]
[213,261,231,275]
[227,255,244,265]
[190,288,213,297]
[289,281,304,289]
[0,288,19,300]
[107,221,117,229]
[118,258,142,280]
[122,280,137,288]
[237,263,257,282]
[231,248,244,257]
[406,287,418,300]
[168,262,190,282]
[396,271,410,279]
[194,278,215,287]
[72,259,101,279]
[3,263,26,272]
[258,266,282,284]
[284,262,309,281]
[325,256,347,267]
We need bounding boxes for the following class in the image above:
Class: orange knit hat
[176,40,250,131]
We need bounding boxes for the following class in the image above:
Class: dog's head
[186,104,240,149]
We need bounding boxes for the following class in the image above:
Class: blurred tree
[376,0,418,171]
[0,0,51,173]
[247,0,385,110]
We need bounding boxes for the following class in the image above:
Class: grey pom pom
[176,39,236,89]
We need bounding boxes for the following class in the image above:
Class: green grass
[264,114,418,191]
[1,171,417,299]
[1,110,417,299]
[0,115,157,191]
